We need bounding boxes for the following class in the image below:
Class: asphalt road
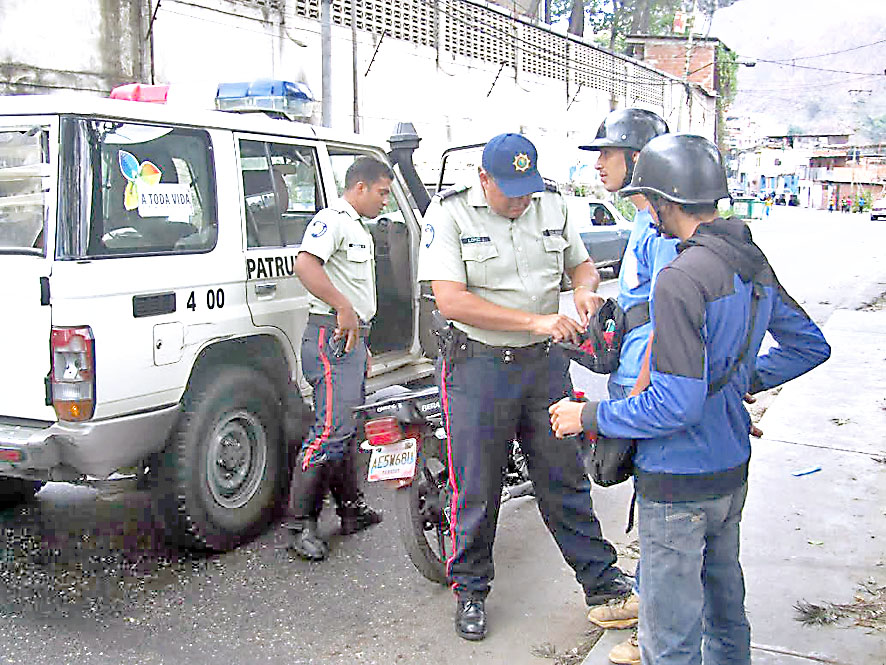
[1,207,884,664]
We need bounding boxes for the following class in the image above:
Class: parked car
[566,197,631,274]
[872,199,886,221]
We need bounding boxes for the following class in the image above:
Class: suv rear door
[0,117,56,421]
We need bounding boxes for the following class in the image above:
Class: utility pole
[683,0,696,131]
[352,0,359,133]
[321,0,332,127]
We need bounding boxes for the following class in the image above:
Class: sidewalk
[583,307,886,664]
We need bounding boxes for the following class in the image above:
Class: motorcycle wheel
[393,442,452,585]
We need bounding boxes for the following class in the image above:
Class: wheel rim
[416,461,453,563]
[206,409,268,509]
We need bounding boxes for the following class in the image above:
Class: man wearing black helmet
[578,109,676,663]
[551,135,830,665]
[578,109,677,403]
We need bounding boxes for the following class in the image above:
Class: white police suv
[0,81,434,550]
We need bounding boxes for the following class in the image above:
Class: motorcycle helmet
[621,134,730,206]
[579,109,669,188]
[558,298,624,374]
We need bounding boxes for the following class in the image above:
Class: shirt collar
[468,173,489,208]
[330,197,362,221]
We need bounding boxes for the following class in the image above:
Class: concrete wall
[1,0,716,183]
[0,0,148,95]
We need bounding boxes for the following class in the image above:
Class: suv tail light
[50,327,96,421]
[364,417,403,446]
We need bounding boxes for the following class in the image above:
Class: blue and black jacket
[582,217,830,502]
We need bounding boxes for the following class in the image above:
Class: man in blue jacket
[550,134,830,665]
[579,109,677,402]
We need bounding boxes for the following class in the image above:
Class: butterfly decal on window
[118,150,162,210]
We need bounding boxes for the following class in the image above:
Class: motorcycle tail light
[364,416,403,446]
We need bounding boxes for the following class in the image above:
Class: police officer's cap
[621,134,730,206]
[579,109,669,152]
[481,133,545,198]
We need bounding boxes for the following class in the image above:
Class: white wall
[2,0,714,183]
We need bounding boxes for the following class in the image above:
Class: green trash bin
[732,197,754,220]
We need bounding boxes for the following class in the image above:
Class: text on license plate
[367,438,417,482]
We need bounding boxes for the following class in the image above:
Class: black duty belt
[624,301,650,334]
[462,338,551,364]
[307,313,371,336]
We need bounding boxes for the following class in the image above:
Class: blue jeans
[637,484,751,665]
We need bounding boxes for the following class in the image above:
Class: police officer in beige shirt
[285,157,392,561]
[418,133,632,641]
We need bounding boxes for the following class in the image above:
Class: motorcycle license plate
[367,438,417,482]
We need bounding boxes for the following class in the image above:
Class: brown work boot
[608,630,640,665]
[587,592,639,629]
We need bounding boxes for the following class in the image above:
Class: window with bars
[442,0,515,67]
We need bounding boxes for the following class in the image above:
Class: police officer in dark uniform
[418,133,632,641]
[285,157,393,560]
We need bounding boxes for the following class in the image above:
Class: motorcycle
[355,384,532,584]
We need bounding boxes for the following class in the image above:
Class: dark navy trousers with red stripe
[441,346,619,601]
[299,322,368,468]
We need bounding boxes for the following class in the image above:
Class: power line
[736,74,880,93]
[761,37,886,63]
[751,58,884,76]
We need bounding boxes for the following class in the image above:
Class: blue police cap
[481,133,545,198]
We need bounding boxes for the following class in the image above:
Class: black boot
[286,456,329,560]
[338,498,383,535]
[329,448,382,535]
[288,519,328,560]
[455,597,487,641]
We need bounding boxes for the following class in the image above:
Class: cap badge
[513,153,531,173]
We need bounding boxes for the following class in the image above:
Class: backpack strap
[623,301,650,333]
[708,281,764,396]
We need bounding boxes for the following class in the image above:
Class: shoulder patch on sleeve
[543,178,559,193]
[437,184,470,200]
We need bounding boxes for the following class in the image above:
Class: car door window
[589,203,615,226]
[239,140,324,248]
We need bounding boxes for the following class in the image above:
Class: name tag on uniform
[542,229,563,237]
[347,243,371,262]
[461,236,491,244]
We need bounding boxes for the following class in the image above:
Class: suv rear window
[0,127,49,255]
[58,119,217,258]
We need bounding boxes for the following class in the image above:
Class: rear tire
[0,478,45,509]
[393,441,451,584]
[151,365,284,551]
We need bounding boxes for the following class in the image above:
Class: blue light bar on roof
[216,79,316,118]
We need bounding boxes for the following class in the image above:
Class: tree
[549,0,682,54]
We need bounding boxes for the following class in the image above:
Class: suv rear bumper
[0,405,180,479]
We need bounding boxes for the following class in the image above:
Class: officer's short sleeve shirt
[417,176,589,347]
[299,198,377,322]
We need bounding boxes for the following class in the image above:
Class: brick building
[624,34,728,95]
